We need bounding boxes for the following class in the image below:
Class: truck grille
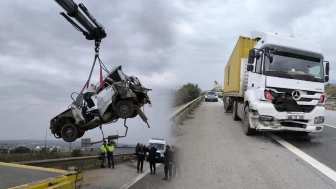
[269,90,316,113]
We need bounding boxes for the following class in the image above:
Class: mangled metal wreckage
[50,66,152,142]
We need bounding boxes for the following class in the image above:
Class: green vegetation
[325,84,336,99]
[172,83,202,108]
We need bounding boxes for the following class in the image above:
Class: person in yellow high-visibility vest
[100,141,107,168]
[107,141,115,169]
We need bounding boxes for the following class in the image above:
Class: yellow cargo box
[224,36,257,94]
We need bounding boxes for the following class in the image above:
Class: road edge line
[324,124,336,129]
[268,133,336,183]
[119,164,162,189]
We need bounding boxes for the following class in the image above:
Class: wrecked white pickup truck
[49,66,152,142]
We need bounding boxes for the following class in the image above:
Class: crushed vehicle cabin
[50,66,152,142]
[50,0,152,143]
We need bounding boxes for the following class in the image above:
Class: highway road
[113,147,135,154]
[81,101,336,189]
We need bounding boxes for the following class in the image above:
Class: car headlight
[314,116,324,124]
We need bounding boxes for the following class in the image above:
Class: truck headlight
[314,116,324,124]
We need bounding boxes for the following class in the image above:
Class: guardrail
[12,96,204,171]
[15,153,137,170]
[326,104,336,111]
[169,96,203,125]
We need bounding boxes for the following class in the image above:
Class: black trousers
[164,164,172,178]
[137,156,144,171]
[149,160,156,173]
[100,153,105,168]
[107,152,114,168]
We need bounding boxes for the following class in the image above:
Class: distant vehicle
[223,31,330,135]
[146,138,167,163]
[213,81,223,97]
[205,91,218,102]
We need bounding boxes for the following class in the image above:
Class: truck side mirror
[325,76,329,82]
[325,61,330,82]
[248,49,255,64]
[247,64,254,72]
[326,62,330,75]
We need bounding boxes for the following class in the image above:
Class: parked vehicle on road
[146,138,167,163]
[205,91,218,102]
[223,31,330,135]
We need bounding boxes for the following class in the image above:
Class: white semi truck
[223,31,330,135]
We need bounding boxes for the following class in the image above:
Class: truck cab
[224,31,330,135]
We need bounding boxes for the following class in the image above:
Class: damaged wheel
[243,106,255,136]
[130,109,138,118]
[115,100,135,119]
[78,131,85,138]
[61,123,79,142]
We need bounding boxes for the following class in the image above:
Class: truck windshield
[149,143,165,150]
[264,51,324,82]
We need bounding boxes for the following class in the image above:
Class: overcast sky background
[0,0,335,143]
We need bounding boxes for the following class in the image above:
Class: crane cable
[80,40,109,94]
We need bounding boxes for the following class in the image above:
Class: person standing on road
[107,141,115,169]
[100,141,108,168]
[136,143,145,173]
[148,144,157,175]
[162,145,174,181]
[171,145,181,178]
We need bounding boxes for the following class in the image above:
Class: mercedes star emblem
[292,90,301,100]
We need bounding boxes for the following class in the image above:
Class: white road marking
[324,124,336,129]
[119,164,162,189]
[268,133,336,183]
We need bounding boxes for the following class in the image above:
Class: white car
[49,66,152,142]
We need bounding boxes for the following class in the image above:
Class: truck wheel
[61,123,79,142]
[243,106,254,135]
[232,101,239,121]
[223,96,229,111]
[115,100,135,119]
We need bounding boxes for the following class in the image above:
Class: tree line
[172,82,202,107]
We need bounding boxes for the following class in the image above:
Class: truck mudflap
[0,162,83,189]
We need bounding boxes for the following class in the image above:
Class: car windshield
[207,92,216,95]
[149,143,164,150]
[264,51,323,82]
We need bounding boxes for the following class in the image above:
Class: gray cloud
[0,0,335,142]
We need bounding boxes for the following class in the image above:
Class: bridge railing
[169,96,203,125]
[13,96,204,170]
[15,153,137,170]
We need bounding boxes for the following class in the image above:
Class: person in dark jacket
[136,143,146,173]
[162,145,174,181]
[147,144,157,175]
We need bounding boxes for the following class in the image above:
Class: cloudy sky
[0,0,335,143]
